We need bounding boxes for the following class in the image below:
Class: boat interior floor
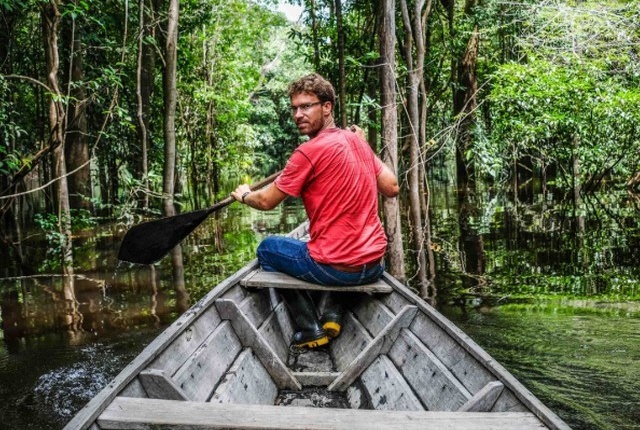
[280,345,355,409]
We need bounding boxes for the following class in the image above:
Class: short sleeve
[274,149,314,197]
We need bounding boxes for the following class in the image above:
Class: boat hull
[64,222,571,430]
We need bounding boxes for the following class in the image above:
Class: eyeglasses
[289,101,323,115]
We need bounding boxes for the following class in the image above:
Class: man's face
[290,92,329,137]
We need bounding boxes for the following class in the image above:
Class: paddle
[117,171,282,265]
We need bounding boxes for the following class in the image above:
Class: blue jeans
[256,236,384,286]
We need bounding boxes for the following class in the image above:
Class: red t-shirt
[274,128,386,266]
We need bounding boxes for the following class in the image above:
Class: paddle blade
[118,208,213,264]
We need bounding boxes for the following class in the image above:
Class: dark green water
[1,183,639,429]
[441,302,640,429]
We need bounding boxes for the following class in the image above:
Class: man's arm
[377,161,400,198]
[231,182,288,210]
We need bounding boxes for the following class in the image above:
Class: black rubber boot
[320,292,345,339]
[279,289,329,349]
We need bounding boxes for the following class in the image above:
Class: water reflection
[0,270,172,343]
[1,288,26,352]
[430,175,640,303]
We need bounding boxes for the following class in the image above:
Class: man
[232,73,399,349]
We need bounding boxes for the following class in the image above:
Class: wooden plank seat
[240,270,393,293]
[98,397,546,430]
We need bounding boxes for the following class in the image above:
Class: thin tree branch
[2,74,53,93]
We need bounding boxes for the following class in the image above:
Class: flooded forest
[1,1,639,429]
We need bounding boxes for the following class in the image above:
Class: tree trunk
[136,0,157,210]
[379,0,405,282]
[204,29,218,204]
[64,16,91,210]
[136,0,148,209]
[453,24,479,187]
[98,160,109,214]
[419,159,437,302]
[572,134,585,234]
[308,0,321,70]
[335,0,346,127]
[400,0,431,291]
[450,0,483,301]
[452,0,479,188]
[458,186,485,293]
[42,0,74,277]
[366,68,378,150]
[163,0,179,217]
[627,172,640,189]
[162,0,186,280]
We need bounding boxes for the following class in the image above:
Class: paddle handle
[206,170,282,214]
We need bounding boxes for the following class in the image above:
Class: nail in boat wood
[65,221,572,430]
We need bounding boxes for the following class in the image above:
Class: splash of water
[33,345,116,418]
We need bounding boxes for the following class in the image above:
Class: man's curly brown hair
[287,73,336,106]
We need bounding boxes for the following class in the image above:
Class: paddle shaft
[201,170,282,215]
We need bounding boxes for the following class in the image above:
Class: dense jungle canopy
[1,0,639,288]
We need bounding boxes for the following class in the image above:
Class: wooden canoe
[64,221,571,430]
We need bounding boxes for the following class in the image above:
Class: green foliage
[517,1,640,86]
[0,5,43,178]
[0,0,29,12]
[422,0,640,190]
[172,0,311,203]
[34,213,66,271]
[487,59,640,186]
[3,0,638,227]
[0,77,29,176]
[249,40,311,177]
